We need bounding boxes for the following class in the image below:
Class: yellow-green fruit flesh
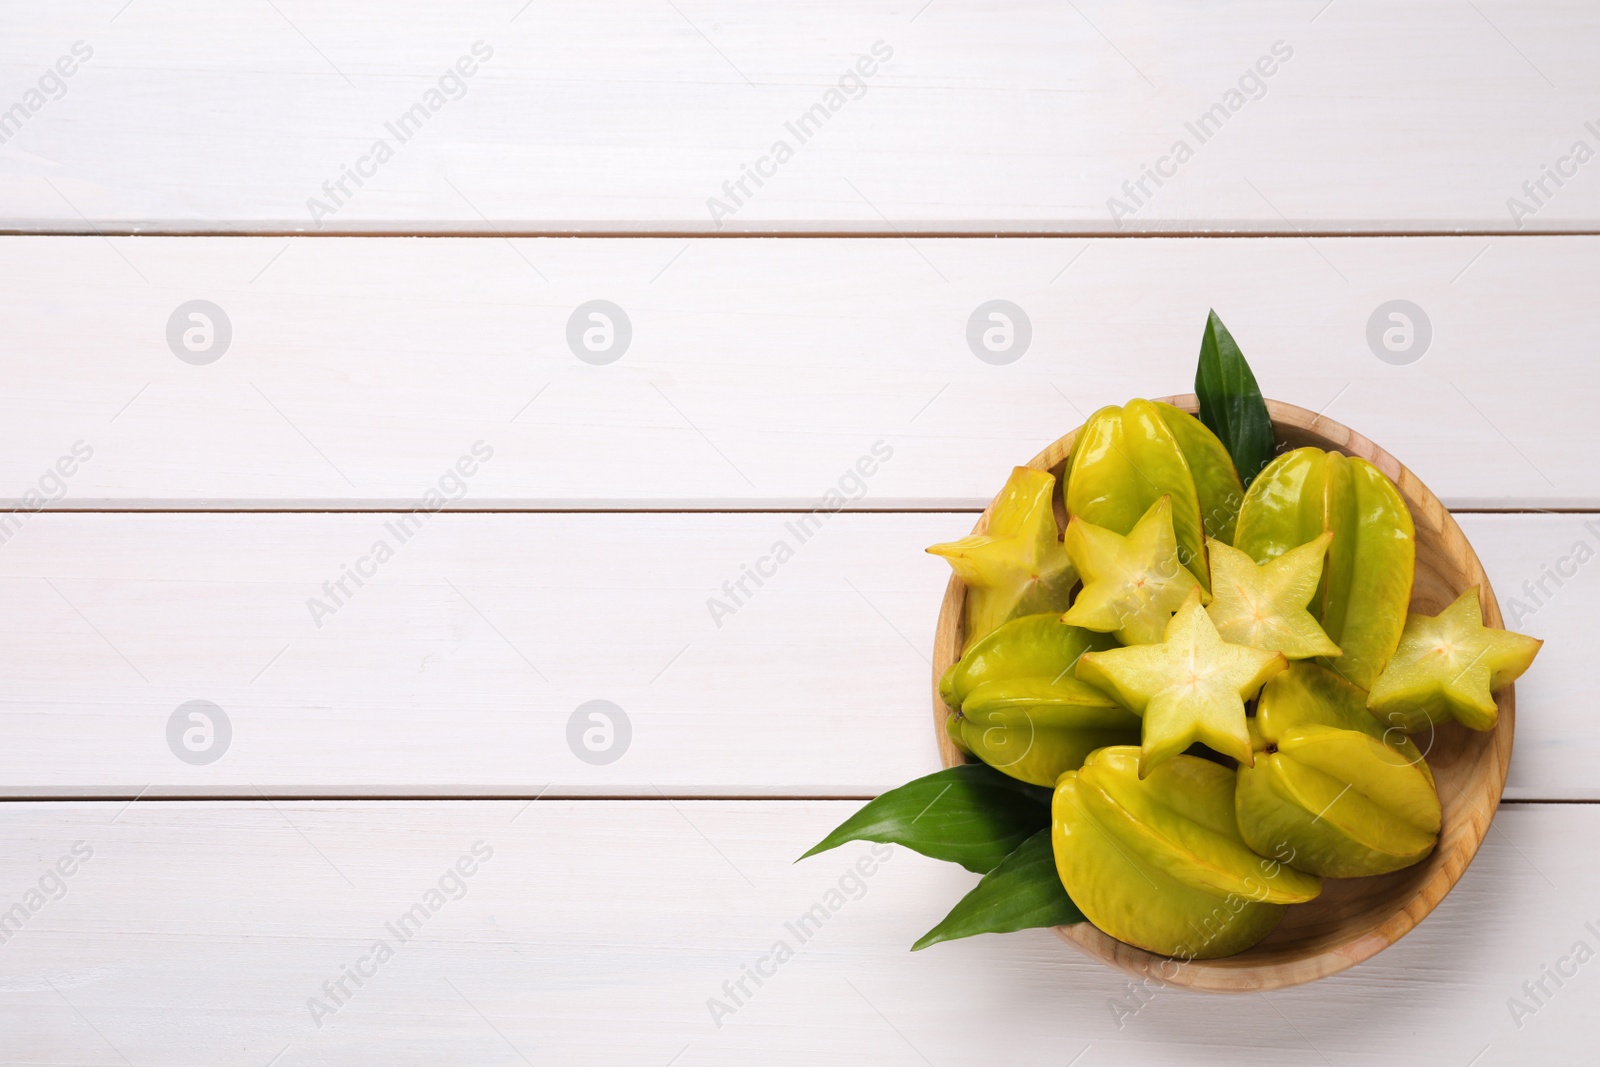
[1066,402,1210,590]
[944,712,972,754]
[1152,401,1246,545]
[941,615,1117,709]
[1260,662,1433,785]
[1329,457,1415,690]
[956,718,1137,788]
[1203,534,1341,660]
[1078,749,1319,904]
[1286,728,1440,838]
[1236,752,1437,878]
[928,467,1078,653]
[1242,664,1442,877]
[1051,748,1305,958]
[1074,591,1285,775]
[1369,691,1467,735]
[938,615,1133,785]
[1233,448,1330,561]
[1053,775,1287,959]
[1234,448,1415,689]
[1060,497,1203,647]
[961,678,1136,730]
[1367,588,1542,733]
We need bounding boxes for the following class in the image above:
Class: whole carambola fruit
[940,615,1139,787]
[1236,661,1441,878]
[1065,399,1243,593]
[1233,447,1415,690]
[1053,747,1320,959]
[1151,400,1247,546]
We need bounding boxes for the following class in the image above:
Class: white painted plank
[1477,513,1600,802]
[4,3,1600,233]
[0,511,1587,800]
[0,800,1591,1065]
[1,235,1595,509]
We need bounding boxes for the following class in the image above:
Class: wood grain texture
[5,2,1600,233]
[932,400,1514,988]
[0,509,1582,799]
[0,800,1590,1066]
[0,235,1596,509]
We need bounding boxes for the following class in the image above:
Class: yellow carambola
[1233,447,1415,690]
[1204,534,1341,660]
[1151,401,1247,546]
[1053,747,1319,959]
[928,467,1077,653]
[1367,586,1542,732]
[1236,662,1441,878]
[1060,496,1202,646]
[1064,400,1244,593]
[1076,589,1287,776]
[940,614,1139,787]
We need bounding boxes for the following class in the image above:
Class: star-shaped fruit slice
[1204,533,1341,660]
[1076,589,1288,776]
[928,467,1078,653]
[1061,495,1201,646]
[1367,586,1542,732]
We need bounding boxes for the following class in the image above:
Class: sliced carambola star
[1204,534,1341,660]
[928,466,1078,653]
[1061,496,1202,646]
[1233,448,1415,690]
[1367,586,1542,732]
[1076,589,1287,775]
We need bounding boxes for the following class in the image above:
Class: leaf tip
[796,840,832,863]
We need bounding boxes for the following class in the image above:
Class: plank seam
[0,796,1590,804]
[10,507,1597,517]
[11,228,1600,239]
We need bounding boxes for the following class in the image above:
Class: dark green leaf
[912,829,1085,950]
[799,763,1051,874]
[1195,309,1275,488]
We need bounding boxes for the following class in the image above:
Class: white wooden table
[3,3,1596,1063]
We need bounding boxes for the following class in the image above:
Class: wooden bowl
[930,395,1514,992]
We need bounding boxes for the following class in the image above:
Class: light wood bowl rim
[929,395,1514,993]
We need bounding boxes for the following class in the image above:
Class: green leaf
[1195,309,1275,489]
[912,829,1085,950]
[799,763,1051,874]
